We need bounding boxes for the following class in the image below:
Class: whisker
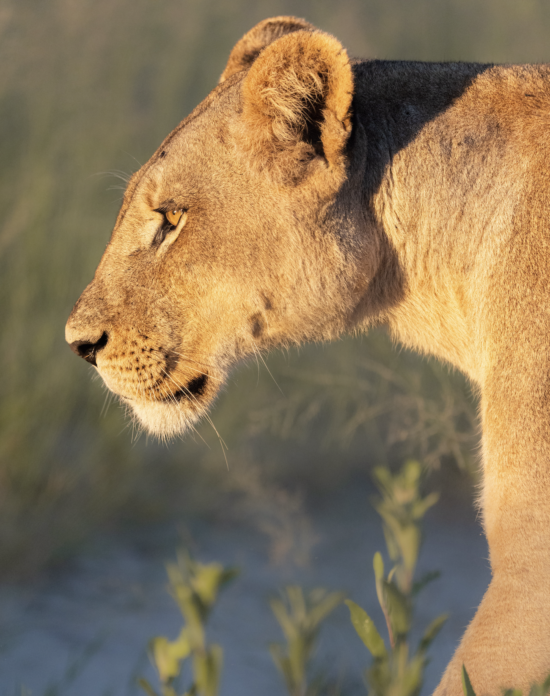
[100,386,114,418]
[160,368,229,469]
[252,345,260,386]
[158,368,210,449]
[252,341,284,395]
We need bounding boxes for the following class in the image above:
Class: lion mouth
[123,371,214,438]
[162,373,209,403]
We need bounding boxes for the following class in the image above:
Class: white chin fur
[129,399,200,439]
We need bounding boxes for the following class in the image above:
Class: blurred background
[1,0,550,693]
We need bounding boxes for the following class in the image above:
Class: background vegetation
[3,0,550,576]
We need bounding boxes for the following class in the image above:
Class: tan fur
[219,16,315,83]
[66,17,550,693]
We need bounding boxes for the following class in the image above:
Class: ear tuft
[240,30,354,173]
[220,16,316,83]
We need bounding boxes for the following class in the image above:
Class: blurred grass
[2,0,550,576]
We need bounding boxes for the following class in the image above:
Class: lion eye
[166,209,183,227]
[153,208,188,249]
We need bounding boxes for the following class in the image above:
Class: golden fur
[66,17,550,693]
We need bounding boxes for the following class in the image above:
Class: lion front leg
[434,368,550,694]
[434,569,550,695]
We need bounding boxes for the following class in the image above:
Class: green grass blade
[418,613,448,653]
[345,599,387,659]
[462,665,476,696]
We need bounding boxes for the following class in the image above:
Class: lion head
[65,17,382,438]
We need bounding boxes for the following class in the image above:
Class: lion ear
[220,16,316,83]
[240,30,354,173]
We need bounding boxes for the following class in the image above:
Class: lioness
[65,16,550,693]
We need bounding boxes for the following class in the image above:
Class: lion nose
[69,332,109,366]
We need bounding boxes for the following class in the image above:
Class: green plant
[346,460,447,696]
[462,666,550,696]
[139,550,238,696]
[269,585,345,696]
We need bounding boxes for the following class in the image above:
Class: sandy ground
[0,481,489,696]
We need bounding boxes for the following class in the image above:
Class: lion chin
[126,398,202,439]
[97,361,215,440]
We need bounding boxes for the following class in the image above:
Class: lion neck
[351,59,518,383]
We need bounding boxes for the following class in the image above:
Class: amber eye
[166,209,183,227]
[153,207,188,249]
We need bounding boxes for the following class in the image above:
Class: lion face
[65,18,379,437]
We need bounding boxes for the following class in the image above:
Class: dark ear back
[239,29,354,176]
[219,16,316,83]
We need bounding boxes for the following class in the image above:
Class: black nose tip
[69,332,109,366]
